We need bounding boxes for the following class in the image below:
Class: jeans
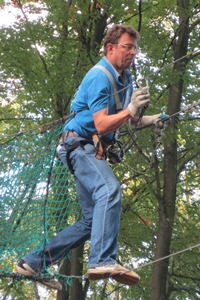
[23,136,122,271]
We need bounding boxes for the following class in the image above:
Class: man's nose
[130,48,137,55]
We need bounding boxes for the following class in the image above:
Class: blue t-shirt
[64,56,133,143]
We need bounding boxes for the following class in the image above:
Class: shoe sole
[16,265,35,277]
[88,272,112,280]
[87,268,140,285]
[16,265,62,291]
[112,273,140,285]
[38,279,62,291]
[88,272,140,285]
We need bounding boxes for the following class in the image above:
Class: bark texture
[150,0,190,299]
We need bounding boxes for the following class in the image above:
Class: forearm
[93,108,136,136]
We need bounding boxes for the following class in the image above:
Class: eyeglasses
[115,43,137,51]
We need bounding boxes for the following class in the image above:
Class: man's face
[107,33,137,73]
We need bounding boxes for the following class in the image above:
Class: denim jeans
[23,136,122,271]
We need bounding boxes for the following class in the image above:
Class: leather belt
[59,131,79,143]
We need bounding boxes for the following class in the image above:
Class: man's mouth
[126,58,133,64]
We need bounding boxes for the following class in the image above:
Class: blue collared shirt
[64,56,133,143]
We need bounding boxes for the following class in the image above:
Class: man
[16,24,167,290]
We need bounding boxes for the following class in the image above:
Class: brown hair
[103,24,140,55]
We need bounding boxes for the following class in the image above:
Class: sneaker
[87,263,140,285]
[16,259,62,291]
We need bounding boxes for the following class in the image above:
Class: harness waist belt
[59,131,80,142]
[59,131,112,165]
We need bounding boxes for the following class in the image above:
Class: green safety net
[0,120,80,284]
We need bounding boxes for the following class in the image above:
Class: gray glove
[127,87,150,117]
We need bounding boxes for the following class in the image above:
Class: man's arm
[93,86,155,136]
[93,108,164,136]
[138,114,160,128]
[93,108,139,136]
[93,88,150,135]
[138,114,170,128]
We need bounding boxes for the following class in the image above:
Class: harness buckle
[91,134,108,160]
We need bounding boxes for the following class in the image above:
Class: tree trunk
[151,129,178,300]
[150,0,190,299]
[70,244,85,300]
[56,244,85,300]
[57,257,71,300]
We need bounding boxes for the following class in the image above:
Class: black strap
[63,140,93,173]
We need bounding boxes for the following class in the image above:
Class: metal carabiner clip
[135,76,149,123]
[136,76,149,88]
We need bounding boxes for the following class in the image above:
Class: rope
[1,49,199,142]
[2,242,197,280]
[112,48,200,96]
[0,50,199,287]
[146,49,200,79]
[162,99,200,121]
[2,94,199,143]
[0,115,70,143]
[4,244,197,280]
[136,243,200,270]
[120,97,200,175]
[72,242,200,277]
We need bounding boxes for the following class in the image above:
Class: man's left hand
[152,113,170,129]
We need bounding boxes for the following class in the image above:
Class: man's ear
[107,43,115,54]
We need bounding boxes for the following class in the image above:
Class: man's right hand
[127,87,150,117]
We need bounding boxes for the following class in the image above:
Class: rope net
[1,98,200,285]
[0,120,80,282]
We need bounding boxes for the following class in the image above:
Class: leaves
[0,0,200,299]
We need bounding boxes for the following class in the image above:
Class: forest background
[0,0,200,299]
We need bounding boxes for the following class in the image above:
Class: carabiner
[135,76,149,125]
[136,76,149,88]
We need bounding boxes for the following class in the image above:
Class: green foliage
[0,0,200,299]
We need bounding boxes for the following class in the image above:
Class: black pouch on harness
[63,139,93,173]
[107,140,125,164]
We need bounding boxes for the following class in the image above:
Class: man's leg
[70,142,122,267]
[70,142,140,285]
[19,178,94,272]
[16,141,95,282]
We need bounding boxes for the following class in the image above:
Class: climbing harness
[93,65,122,111]
[107,140,125,164]
[90,133,110,160]
[91,66,151,164]
[90,65,127,163]
[58,131,94,173]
